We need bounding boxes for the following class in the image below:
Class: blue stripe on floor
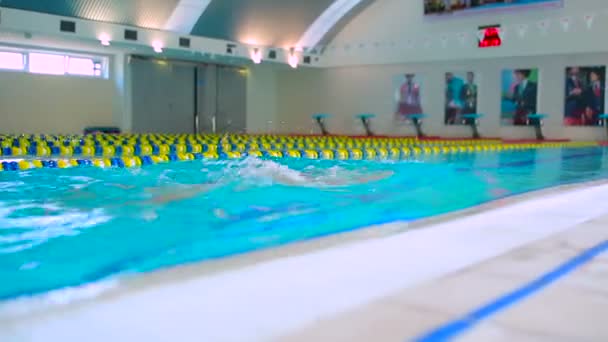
[412,239,608,342]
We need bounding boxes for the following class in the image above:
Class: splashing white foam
[18,261,40,271]
[0,204,112,254]
[0,181,26,192]
[235,157,310,184]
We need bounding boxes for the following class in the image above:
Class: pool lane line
[412,239,608,342]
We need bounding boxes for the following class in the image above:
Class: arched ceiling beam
[295,0,366,49]
[164,0,213,33]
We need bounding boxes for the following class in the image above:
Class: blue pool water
[1,147,608,300]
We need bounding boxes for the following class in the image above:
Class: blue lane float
[0,134,597,172]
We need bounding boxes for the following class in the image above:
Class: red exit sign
[478,25,502,48]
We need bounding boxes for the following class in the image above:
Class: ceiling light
[99,33,111,46]
[251,48,262,64]
[152,40,164,53]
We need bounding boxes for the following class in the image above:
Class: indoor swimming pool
[1,146,608,301]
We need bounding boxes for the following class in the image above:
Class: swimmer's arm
[107,183,136,190]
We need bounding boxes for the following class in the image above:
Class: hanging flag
[457,32,467,45]
[440,34,449,48]
[517,23,529,38]
[423,37,431,48]
[584,14,595,29]
[537,19,550,35]
[498,27,507,40]
[559,17,571,32]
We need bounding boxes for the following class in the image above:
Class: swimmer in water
[107,183,136,190]
[59,162,393,220]
[57,182,213,221]
[133,183,216,221]
[269,169,394,187]
[212,203,315,222]
[143,183,213,205]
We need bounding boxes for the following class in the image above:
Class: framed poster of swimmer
[445,71,478,125]
[501,68,539,126]
[424,0,563,17]
[564,66,606,126]
[394,73,424,121]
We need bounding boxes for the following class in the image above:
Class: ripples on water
[0,149,607,301]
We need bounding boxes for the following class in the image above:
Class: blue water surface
[1,147,607,300]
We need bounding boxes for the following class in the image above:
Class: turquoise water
[1,147,608,300]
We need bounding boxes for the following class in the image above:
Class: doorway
[130,56,247,134]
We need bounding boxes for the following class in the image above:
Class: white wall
[276,68,327,134]
[0,70,115,134]
[0,7,299,136]
[3,2,608,139]
[114,53,132,132]
[0,33,273,136]
[246,65,279,133]
[0,32,125,135]
[276,53,608,140]
[271,0,608,140]
[321,0,608,66]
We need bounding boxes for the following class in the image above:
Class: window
[0,51,25,70]
[29,53,67,75]
[0,46,109,78]
[94,62,102,77]
[67,57,96,76]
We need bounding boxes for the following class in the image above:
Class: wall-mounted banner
[584,14,595,29]
[537,19,550,34]
[423,0,563,17]
[457,32,468,45]
[394,73,425,122]
[501,68,539,126]
[564,66,606,126]
[445,71,478,125]
[497,27,507,40]
[560,17,571,32]
[440,34,449,47]
[323,12,599,60]
[424,38,432,48]
[517,23,529,38]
